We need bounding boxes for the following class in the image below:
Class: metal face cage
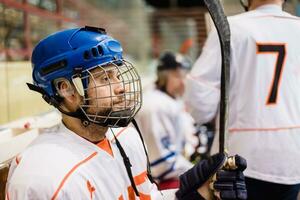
[75,60,142,127]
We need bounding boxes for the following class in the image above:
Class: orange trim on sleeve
[118,195,124,200]
[133,171,147,186]
[97,138,114,157]
[51,152,98,200]
[229,125,300,132]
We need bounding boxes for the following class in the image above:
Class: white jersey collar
[255,4,282,13]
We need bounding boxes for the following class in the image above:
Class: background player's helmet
[157,51,191,71]
[155,51,192,96]
[29,26,142,127]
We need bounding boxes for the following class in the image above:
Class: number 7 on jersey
[256,43,286,105]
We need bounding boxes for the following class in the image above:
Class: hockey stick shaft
[203,0,231,153]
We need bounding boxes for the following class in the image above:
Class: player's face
[166,68,188,98]
[86,64,130,115]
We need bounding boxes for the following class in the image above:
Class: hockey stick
[203,0,231,154]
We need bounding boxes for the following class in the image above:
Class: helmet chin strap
[56,106,91,126]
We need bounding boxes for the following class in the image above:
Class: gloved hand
[212,154,247,200]
[175,153,247,200]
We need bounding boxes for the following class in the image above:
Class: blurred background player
[136,51,197,190]
[185,0,300,199]
[5,27,248,200]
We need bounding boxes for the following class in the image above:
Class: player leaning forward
[6,27,246,200]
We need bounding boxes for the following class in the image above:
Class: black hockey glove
[212,154,247,200]
[175,153,247,200]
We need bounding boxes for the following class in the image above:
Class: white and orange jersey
[185,4,300,184]
[5,123,175,200]
[135,88,194,182]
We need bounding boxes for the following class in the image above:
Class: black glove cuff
[178,152,226,196]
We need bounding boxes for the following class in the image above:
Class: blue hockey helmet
[27,26,142,127]
[31,26,123,97]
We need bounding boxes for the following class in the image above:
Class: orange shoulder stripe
[51,152,98,200]
[134,171,148,186]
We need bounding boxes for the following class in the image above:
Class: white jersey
[6,123,176,199]
[136,88,194,181]
[185,5,300,184]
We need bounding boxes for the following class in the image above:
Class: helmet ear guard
[53,78,76,98]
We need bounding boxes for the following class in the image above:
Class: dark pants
[245,177,300,200]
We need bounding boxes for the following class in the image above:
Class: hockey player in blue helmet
[28,26,140,128]
[6,27,247,200]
